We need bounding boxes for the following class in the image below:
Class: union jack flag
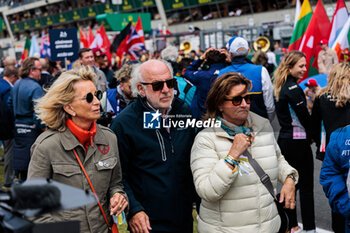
[40,32,51,59]
[126,17,146,60]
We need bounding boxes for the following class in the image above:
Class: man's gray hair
[161,46,178,62]
[130,59,174,97]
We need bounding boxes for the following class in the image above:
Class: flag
[332,16,350,59]
[98,25,112,62]
[87,27,95,47]
[293,0,301,28]
[110,22,132,53]
[328,0,348,48]
[40,32,51,58]
[125,16,146,60]
[288,0,312,52]
[21,36,31,61]
[135,16,145,44]
[89,25,112,63]
[299,0,331,80]
[29,35,40,57]
[79,27,89,48]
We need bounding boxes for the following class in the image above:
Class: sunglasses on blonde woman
[80,90,103,103]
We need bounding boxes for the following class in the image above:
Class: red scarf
[66,118,97,153]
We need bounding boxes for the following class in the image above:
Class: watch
[287,174,296,182]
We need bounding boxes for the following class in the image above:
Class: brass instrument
[253,36,270,52]
[180,41,192,54]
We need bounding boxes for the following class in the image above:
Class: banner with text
[49,28,79,61]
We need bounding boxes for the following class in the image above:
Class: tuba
[253,36,270,52]
[180,41,192,54]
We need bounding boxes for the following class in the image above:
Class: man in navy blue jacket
[0,66,19,189]
[111,59,195,233]
[8,57,45,182]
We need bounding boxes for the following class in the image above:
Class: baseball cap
[281,48,287,53]
[92,48,106,58]
[319,39,329,45]
[305,78,318,87]
[226,36,249,56]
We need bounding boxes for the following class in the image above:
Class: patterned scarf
[217,116,253,137]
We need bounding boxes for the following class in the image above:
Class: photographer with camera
[99,64,135,127]
[184,47,229,119]
[28,67,128,233]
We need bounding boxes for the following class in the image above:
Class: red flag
[87,27,95,47]
[89,25,112,64]
[79,27,88,48]
[135,16,145,44]
[98,25,112,63]
[299,0,330,80]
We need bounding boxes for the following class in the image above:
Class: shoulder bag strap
[73,149,112,230]
[243,150,278,201]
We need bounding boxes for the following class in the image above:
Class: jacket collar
[60,123,108,151]
[231,56,253,65]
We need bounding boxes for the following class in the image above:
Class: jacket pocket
[94,156,117,171]
[52,163,81,177]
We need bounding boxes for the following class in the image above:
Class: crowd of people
[0,34,349,233]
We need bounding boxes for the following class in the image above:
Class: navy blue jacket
[110,96,195,232]
[0,78,12,109]
[8,77,44,126]
[320,125,350,218]
[184,59,226,119]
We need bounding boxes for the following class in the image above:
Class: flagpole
[2,12,15,47]
[154,0,168,27]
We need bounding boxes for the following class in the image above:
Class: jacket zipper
[155,130,167,161]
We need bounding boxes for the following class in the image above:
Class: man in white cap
[218,36,275,121]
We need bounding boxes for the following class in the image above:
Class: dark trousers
[332,211,346,233]
[278,138,316,231]
[2,138,14,187]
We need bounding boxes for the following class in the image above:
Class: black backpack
[0,96,14,140]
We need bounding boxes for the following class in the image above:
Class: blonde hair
[273,51,305,101]
[114,64,134,83]
[318,63,350,107]
[35,66,96,132]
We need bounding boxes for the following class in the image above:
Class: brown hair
[114,64,134,83]
[4,66,18,78]
[78,48,92,58]
[203,72,252,120]
[19,57,39,77]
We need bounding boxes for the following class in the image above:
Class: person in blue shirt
[320,124,350,232]
[0,66,19,189]
[8,57,45,182]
